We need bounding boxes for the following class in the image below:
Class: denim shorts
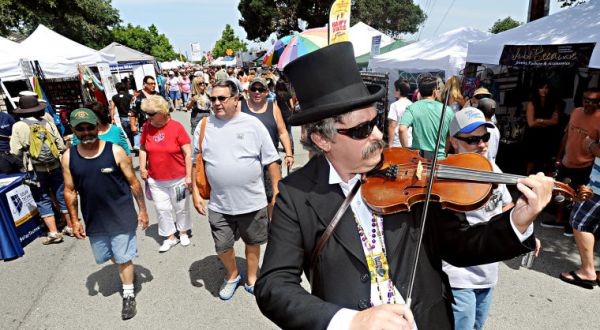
[28,166,67,218]
[169,90,181,101]
[89,232,137,265]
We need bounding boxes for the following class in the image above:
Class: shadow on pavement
[188,255,248,297]
[145,223,163,245]
[86,264,154,297]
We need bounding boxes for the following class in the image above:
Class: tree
[212,24,248,58]
[0,0,120,49]
[111,24,178,62]
[489,17,521,34]
[558,0,587,7]
[238,0,426,41]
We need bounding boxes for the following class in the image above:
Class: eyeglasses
[250,87,267,93]
[145,112,158,117]
[454,132,491,145]
[74,125,97,132]
[583,97,600,105]
[209,95,232,103]
[336,116,380,140]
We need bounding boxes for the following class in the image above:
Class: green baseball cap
[70,108,98,127]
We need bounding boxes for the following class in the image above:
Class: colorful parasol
[278,27,328,70]
[262,34,295,66]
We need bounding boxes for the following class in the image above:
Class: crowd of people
[0,40,599,329]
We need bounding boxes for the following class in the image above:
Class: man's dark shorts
[570,194,600,234]
[208,207,269,253]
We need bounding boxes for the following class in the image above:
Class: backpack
[24,118,60,165]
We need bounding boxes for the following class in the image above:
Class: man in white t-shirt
[191,80,280,301]
[387,79,413,147]
[477,98,500,163]
[446,108,540,330]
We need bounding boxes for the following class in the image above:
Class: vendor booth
[101,42,158,94]
[465,0,600,174]
[369,27,491,103]
[349,22,395,59]
[0,174,43,260]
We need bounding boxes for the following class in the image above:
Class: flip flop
[559,271,596,289]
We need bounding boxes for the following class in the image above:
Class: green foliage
[489,17,522,34]
[558,0,587,7]
[111,24,178,61]
[238,0,426,41]
[0,0,120,49]
[212,24,248,58]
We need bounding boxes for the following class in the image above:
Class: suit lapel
[305,156,368,269]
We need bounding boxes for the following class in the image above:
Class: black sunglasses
[336,116,380,140]
[145,112,158,117]
[583,97,600,105]
[209,95,232,103]
[250,87,267,93]
[454,132,491,145]
[74,125,97,132]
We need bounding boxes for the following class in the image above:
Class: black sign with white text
[499,43,596,68]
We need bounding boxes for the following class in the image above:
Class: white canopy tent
[160,60,185,70]
[100,42,155,63]
[466,0,600,69]
[369,27,491,79]
[21,25,117,66]
[349,22,395,58]
[0,36,78,81]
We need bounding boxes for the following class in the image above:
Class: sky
[112,0,568,58]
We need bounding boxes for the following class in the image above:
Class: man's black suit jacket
[255,155,535,330]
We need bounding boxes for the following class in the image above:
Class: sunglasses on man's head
[454,132,491,145]
[74,125,97,132]
[336,116,380,140]
[209,95,232,103]
[250,87,267,93]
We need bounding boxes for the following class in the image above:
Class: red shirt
[141,119,191,180]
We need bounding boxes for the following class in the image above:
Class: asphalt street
[1,110,599,330]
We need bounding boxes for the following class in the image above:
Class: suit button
[360,273,370,283]
[358,299,370,310]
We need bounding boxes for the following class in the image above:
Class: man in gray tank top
[62,108,149,320]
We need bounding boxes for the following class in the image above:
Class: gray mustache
[362,140,385,160]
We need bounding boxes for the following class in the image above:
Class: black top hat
[14,94,47,115]
[284,42,384,126]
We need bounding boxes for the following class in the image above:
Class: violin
[361,147,592,215]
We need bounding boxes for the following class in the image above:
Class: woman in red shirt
[139,95,193,252]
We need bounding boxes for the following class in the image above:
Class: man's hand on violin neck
[350,304,415,330]
[513,172,554,233]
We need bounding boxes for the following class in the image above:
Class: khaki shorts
[208,207,269,253]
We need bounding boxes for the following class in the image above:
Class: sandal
[559,271,596,289]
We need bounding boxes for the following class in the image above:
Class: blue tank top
[69,142,137,235]
[241,100,279,148]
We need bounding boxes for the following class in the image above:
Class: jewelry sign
[500,43,596,68]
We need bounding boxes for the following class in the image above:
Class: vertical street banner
[329,0,351,45]
[371,35,382,57]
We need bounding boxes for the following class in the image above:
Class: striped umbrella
[278,27,328,70]
[262,34,295,66]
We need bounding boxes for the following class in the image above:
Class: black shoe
[540,219,564,229]
[121,296,137,320]
[563,225,574,237]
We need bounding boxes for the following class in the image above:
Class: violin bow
[405,84,452,308]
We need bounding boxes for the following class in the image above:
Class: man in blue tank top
[61,108,149,320]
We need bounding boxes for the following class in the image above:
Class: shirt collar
[327,157,361,187]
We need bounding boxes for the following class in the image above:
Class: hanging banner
[329,0,351,45]
[97,63,117,100]
[499,43,596,68]
[370,35,382,57]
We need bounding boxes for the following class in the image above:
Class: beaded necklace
[354,212,397,305]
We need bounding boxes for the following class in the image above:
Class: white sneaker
[180,234,190,246]
[158,238,179,252]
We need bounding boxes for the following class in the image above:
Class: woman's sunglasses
[454,132,491,145]
[336,116,380,140]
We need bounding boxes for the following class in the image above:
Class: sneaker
[219,273,242,300]
[180,234,190,246]
[42,233,63,245]
[158,238,179,252]
[563,225,574,237]
[540,219,564,229]
[121,296,137,320]
[62,227,74,237]
[244,283,255,295]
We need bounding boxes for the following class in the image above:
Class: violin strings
[393,164,525,184]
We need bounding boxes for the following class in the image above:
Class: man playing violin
[254,42,554,330]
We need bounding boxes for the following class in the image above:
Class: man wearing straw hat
[254,42,554,330]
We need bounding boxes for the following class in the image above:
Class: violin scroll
[552,182,592,203]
